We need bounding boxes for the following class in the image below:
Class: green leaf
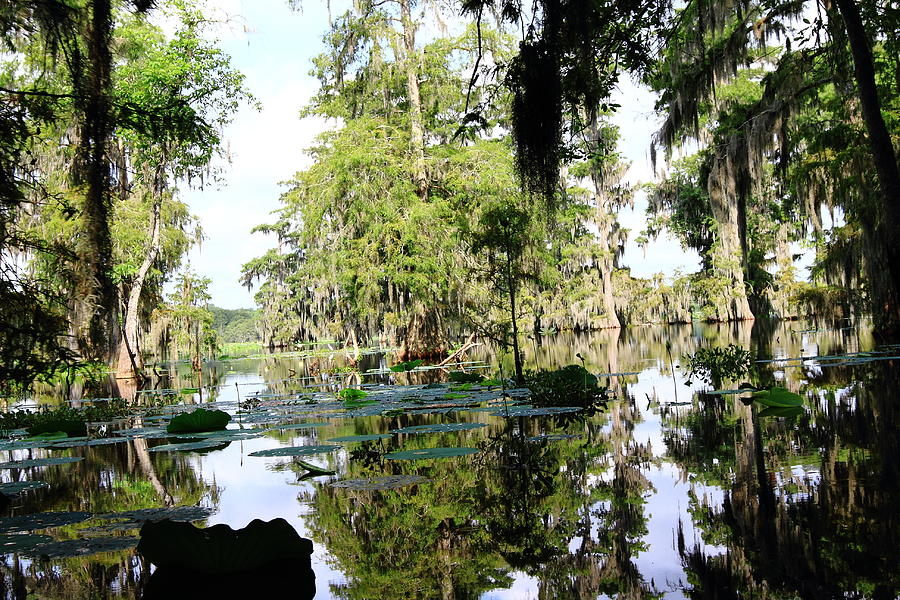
[329,475,430,490]
[0,533,54,553]
[752,386,803,408]
[27,536,140,558]
[166,408,231,433]
[249,445,341,458]
[0,481,49,495]
[0,511,92,532]
[0,457,84,469]
[327,434,393,443]
[391,423,487,434]
[384,447,479,460]
[389,359,424,372]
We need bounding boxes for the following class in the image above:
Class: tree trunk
[507,256,524,385]
[707,154,755,322]
[115,184,163,379]
[73,0,116,360]
[834,0,900,337]
[399,303,448,360]
[399,0,427,197]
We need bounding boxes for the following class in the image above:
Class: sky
[177,0,701,309]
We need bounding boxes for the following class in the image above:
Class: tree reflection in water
[673,360,900,599]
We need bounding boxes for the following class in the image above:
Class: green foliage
[683,345,753,387]
[448,371,484,384]
[389,359,423,372]
[752,386,803,408]
[338,388,369,402]
[209,306,260,343]
[524,364,608,409]
[0,399,130,435]
[166,408,231,433]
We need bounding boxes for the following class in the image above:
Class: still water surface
[1,321,898,599]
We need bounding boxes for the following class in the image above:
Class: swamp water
[1,321,899,599]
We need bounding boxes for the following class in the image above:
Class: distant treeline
[208,307,260,344]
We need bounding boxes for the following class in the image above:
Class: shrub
[525,365,608,409]
[683,344,752,387]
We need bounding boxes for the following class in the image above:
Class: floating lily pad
[753,387,803,408]
[385,447,479,460]
[27,535,140,558]
[0,533,53,554]
[0,457,83,469]
[758,405,804,418]
[268,422,329,431]
[114,427,169,437]
[0,439,61,451]
[391,423,488,434]
[166,408,231,434]
[527,434,582,442]
[149,440,231,453]
[327,434,393,443]
[52,437,128,448]
[0,481,49,495]
[329,474,430,490]
[706,389,750,396]
[97,506,214,525]
[492,406,582,417]
[0,511,92,532]
[390,359,424,372]
[249,445,341,458]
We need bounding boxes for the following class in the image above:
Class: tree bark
[834,0,900,336]
[399,0,427,197]
[74,0,116,360]
[115,184,163,379]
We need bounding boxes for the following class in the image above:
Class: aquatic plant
[389,359,424,372]
[683,344,753,387]
[524,364,607,409]
[166,408,231,433]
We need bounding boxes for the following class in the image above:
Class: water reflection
[0,320,897,598]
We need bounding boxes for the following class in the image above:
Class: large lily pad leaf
[752,387,803,408]
[327,434,392,443]
[90,506,215,532]
[166,408,231,434]
[267,422,329,431]
[0,511,92,532]
[0,533,54,554]
[26,536,140,558]
[0,457,83,469]
[52,437,128,448]
[491,406,582,417]
[385,447,479,460]
[391,423,488,435]
[527,434,581,442]
[0,481,49,495]
[150,440,231,453]
[329,475,430,490]
[137,518,312,573]
[249,445,341,458]
[758,405,804,418]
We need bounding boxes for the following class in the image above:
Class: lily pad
[0,511,92,532]
[385,447,479,460]
[96,506,214,526]
[527,434,582,442]
[0,456,83,469]
[249,445,341,458]
[150,440,231,453]
[0,481,49,495]
[752,387,803,408]
[389,359,424,372]
[27,536,140,558]
[758,405,804,418]
[327,434,393,443]
[492,406,583,417]
[166,408,231,434]
[0,533,54,554]
[391,423,488,434]
[329,474,430,490]
[52,437,128,448]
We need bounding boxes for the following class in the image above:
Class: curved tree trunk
[398,303,448,361]
[115,181,163,379]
